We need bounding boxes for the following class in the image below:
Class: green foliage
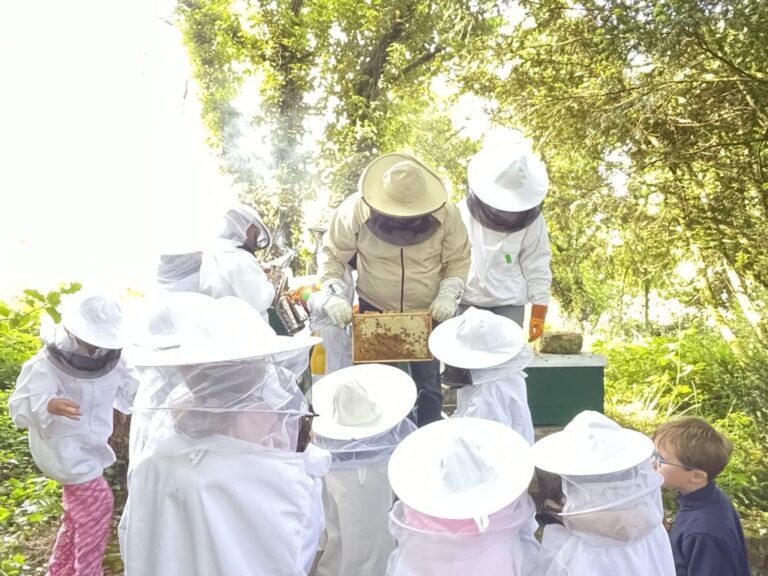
[596,325,768,517]
[0,331,39,392]
[0,386,62,575]
[458,0,768,343]
[0,321,61,573]
[178,0,503,257]
[0,283,81,334]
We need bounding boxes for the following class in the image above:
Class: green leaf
[23,289,44,302]
[46,307,62,323]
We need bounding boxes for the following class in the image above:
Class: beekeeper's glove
[322,279,353,328]
[429,277,465,322]
[529,304,548,342]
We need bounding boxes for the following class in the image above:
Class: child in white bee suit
[310,364,417,576]
[120,294,331,576]
[428,306,534,444]
[199,202,274,318]
[386,417,538,576]
[532,411,676,575]
[8,293,138,576]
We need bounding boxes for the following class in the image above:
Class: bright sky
[0,1,524,302]
[0,1,232,299]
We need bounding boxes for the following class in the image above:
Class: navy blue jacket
[670,482,750,576]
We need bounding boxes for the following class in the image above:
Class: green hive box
[525,353,607,426]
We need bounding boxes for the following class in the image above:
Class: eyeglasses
[652,450,693,470]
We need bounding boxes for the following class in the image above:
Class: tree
[457,0,767,344]
[177,0,505,258]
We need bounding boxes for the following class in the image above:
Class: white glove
[322,279,353,328]
[325,295,353,327]
[429,277,465,322]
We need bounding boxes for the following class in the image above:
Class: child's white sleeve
[7,359,59,430]
[113,359,139,415]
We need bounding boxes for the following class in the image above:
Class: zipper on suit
[400,248,405,312]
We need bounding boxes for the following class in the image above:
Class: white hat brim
[532,426,654,476]
[63,319,124,349]
[360,153,447,217]
[388,417,534,520]
[311,364,417,440]
[60,303,125,350]
[467,148,549,212]
[130,335,321,367]
[428,313,524,369]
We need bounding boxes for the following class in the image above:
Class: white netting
[314,419,416,469]
[559,460,665,543]
[386,496,537,576]
[454,347,536,443]
[131,350,312,463]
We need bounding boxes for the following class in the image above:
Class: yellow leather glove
[529,304,548,342]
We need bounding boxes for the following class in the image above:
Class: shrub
[595,326,768,519]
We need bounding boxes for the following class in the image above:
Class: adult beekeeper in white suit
[428,306,534,444]
[459,129,552,342]
[317,153,471,426]
[310,364,417,576]
[386,417,539,576]
[532,411,676,576]
[120,294,330,576]
[199,202,274,318]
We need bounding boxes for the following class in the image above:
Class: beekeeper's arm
[520,213,552,341]
[235,256,274,312]
[317,195,362,327]
[113,359,140,414]
[200,249,274,315]
[430,203,472,322]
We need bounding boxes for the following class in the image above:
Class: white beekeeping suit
[120,294,330,576]
[533,411,676,576]
[429,306,534,444]
[307,264,355,381]
[199,202,274,318]
[386,417,536,576]
[459,129,552,343]
[310,364,417,576]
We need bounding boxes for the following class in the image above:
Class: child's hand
[47,398,82,420]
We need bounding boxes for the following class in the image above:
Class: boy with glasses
[653,417,750,575]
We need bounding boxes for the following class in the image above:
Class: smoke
[0,0,234,297]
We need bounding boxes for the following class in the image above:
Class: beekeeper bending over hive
[317,153,471,426]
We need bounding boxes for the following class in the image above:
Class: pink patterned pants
[47,476,113,576]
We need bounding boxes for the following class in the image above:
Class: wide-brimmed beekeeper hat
[130,293,319,366]
[388,417,534,524]
[467,130,549,212]
[311,364,417,441]
[360,153,447,217]
[428,307,525,369]
[60,293,126,350]
[532,411,655,476]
